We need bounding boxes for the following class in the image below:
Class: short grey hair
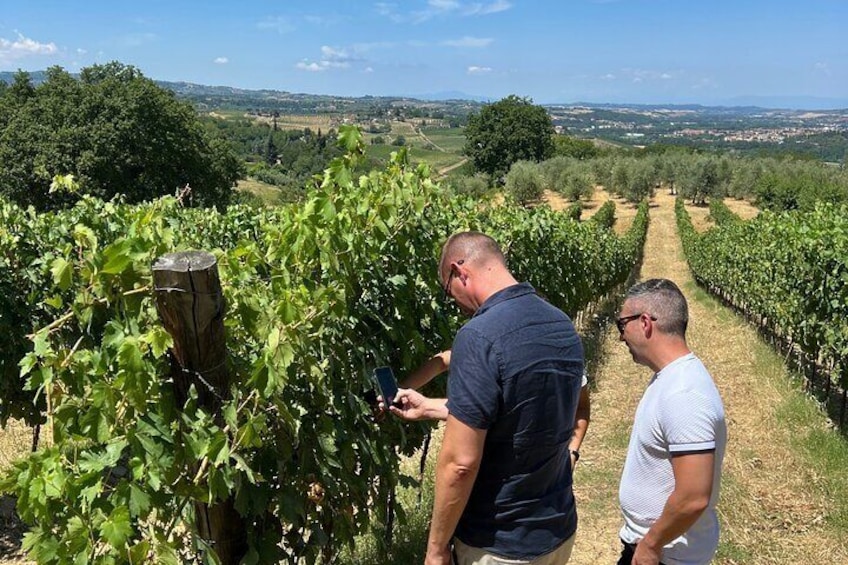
[625,278,688,337]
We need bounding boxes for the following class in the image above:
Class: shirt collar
[473,282,536,318]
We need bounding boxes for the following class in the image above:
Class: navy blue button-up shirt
[446,282,584,559]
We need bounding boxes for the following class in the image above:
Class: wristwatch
[570,449,580,462]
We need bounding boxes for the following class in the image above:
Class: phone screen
[374,366,398,406]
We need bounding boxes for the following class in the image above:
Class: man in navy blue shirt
[389,231,584,565]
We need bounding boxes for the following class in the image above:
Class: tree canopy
[463,95,555,179]
[0,62,243,210]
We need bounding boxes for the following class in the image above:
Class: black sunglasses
[616,312,657,333]
[442,259,465,302]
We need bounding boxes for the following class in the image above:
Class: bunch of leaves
[677,197,848,390]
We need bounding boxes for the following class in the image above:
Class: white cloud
[620,68,676,82]
[321,45,350,60]
[296,60,326,72]
[295,44,366,73]
[467,65,492,74]
[601,73,616,80]
[76,48,87,55]
[0,33,58,62]
[383,0,512,23]
[464,0,512,15]
[814,62,831,76]
[442,36,493,48]
[214,57,229,64]
[257,16,295,34]
[364,66,374,73]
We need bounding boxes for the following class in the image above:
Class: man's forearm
[428,456,479,551]
[400,350,451,390]
[640,488,709,553]
[427,416,485,555]
[424,398,449,420]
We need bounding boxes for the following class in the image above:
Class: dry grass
[0,421,35,470]
[685,200,713,233]
[0,420,38,565]
[543,185,641,235]
[253,114,338,131]
[723,198,759,220]
[686,196,759,234]
[235,178,281,205]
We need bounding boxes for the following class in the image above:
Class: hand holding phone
[374,366,399,408]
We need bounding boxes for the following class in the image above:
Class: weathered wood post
[153,251,247,564]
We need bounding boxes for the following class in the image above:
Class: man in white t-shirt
[616,279,726,565]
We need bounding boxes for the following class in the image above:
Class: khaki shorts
[453,533,576,565]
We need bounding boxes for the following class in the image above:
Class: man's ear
[642,314,654,337]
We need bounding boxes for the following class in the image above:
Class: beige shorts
[453,533,576,565]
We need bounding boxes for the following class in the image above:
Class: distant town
[3,71,846,162]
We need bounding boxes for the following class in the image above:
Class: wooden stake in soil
[153,251,247,565]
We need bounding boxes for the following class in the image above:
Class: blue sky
[1,0,846,106]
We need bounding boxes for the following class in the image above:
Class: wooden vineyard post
[153,251,247,564]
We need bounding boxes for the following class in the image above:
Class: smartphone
[374,366,399,407]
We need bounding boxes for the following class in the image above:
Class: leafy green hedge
[0,127,648,564]
[707,198,742,227]
[677,197,848,394]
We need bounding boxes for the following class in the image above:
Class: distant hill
[405,90,491,103]
[722,95,848,111]
[2,70,846,112]
[0,71,848,116]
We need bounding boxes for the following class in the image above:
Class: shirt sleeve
[659,389,720,453]
[445,327,501,430]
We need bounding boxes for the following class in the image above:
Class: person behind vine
[385,231,585,565]
[399,350,591,472]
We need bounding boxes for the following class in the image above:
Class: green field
[364,121,467,171]
[365,143,465,171]
[419,127,467,153]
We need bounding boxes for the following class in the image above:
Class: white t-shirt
[619,353,726,565]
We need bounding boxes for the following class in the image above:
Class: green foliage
[589,201,616,229]
[553,135,600,160]
[564,202,583,221]
[463,95,555,179]
[678,157,725,205]
[504,161,544,205]
[446,174,491,198]
[676,197,848,393]
[751,159,848,211]
[708,199,742,227]
[540,156,594,201]
[0,63,243,211]
[0,126,649,564]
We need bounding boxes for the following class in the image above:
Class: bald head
[439,231,506,279]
